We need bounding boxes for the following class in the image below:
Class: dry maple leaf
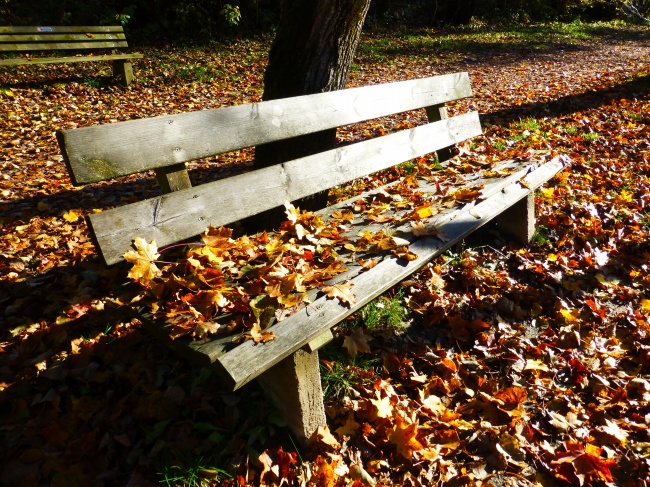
[335,413,361,438]
[124,237,162,284]
[193,321,220,340]
[389,416,424,459]
[311,425,340,449]
[342,327,372,357]
[370,393,393,420]
[322,282,355,306]
[245,322,276,344]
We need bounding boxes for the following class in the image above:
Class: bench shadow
[481,71,650,125]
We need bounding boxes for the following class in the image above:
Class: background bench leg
[495,193,535,243]
[257,348,326,446]
[112,60,134,86]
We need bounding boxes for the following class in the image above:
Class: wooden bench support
[495,193,536,243]
[257,348,327,445]
[112,59,135,86]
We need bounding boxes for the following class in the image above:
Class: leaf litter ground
[1,23,650,486]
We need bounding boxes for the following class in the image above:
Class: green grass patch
[158,456,231,487]
[346,291,410,333]
[320,350,381,399]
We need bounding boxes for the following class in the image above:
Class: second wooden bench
[0,25,143,85]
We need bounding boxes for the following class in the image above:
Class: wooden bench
[55,73,566,444]
[0,26,143,85]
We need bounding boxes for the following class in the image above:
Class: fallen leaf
[123,237,162,284]
[322,282,356,306]
[342,327,372,357]
[389,416,424,459]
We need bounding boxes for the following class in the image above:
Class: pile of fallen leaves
[1,22,650,486]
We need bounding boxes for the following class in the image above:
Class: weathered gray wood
[0,53,143,66]
[212,157,566,390]
[0,40,129,51]
[0,33,126,43]
[257,349,327,445]
[495,192,535,243]
[426,103,455,162]
[154,163,192,194]
[304,330,334,353]
[87,112,482,265]
[0,26,126,34]
[57,73,473,184]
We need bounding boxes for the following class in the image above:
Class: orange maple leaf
[123,237,162,284]
[389,416,424,459]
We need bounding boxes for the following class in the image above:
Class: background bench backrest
[0,26,129,52]
[56,73,481,265]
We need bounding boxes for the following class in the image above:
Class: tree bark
[250,0,371,230]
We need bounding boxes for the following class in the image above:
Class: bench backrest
[56,73,482,265]
[0,26,130,52]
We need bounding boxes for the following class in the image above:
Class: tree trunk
[249,0,371,231]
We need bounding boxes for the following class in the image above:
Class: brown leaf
[322,282,355,306]
[342,327,371,357]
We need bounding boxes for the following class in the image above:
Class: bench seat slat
[88,112,482,265]
[0,53,143,66]
[1,41,129,51]
[212,157,566,389]
[56,73,473,184]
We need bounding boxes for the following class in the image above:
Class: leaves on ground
[1,22,650,486]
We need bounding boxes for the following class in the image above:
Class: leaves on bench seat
[124,157,549,342]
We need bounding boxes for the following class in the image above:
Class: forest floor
[1,21,650,487]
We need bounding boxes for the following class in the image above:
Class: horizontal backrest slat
[57,73,473,185]
[0,26,125,34]
[0,33,126,43]
[0,41,129,51]
[89,112,482,265]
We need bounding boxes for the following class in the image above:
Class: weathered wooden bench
[0,26,143,85]
[55,73,566,444]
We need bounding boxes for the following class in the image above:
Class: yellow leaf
[370,393,393,419]
[414,205,433,219]
[614,189,634,205]
[560,308,579,323]
[389,416,424,459]
[63,210,81,223]
[123,237,162,284]
[541,187,555,199]
[641,299,650,314]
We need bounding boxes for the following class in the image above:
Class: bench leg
[257,348,326,446]
[495,193,535,244]
[112,60,134,86]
